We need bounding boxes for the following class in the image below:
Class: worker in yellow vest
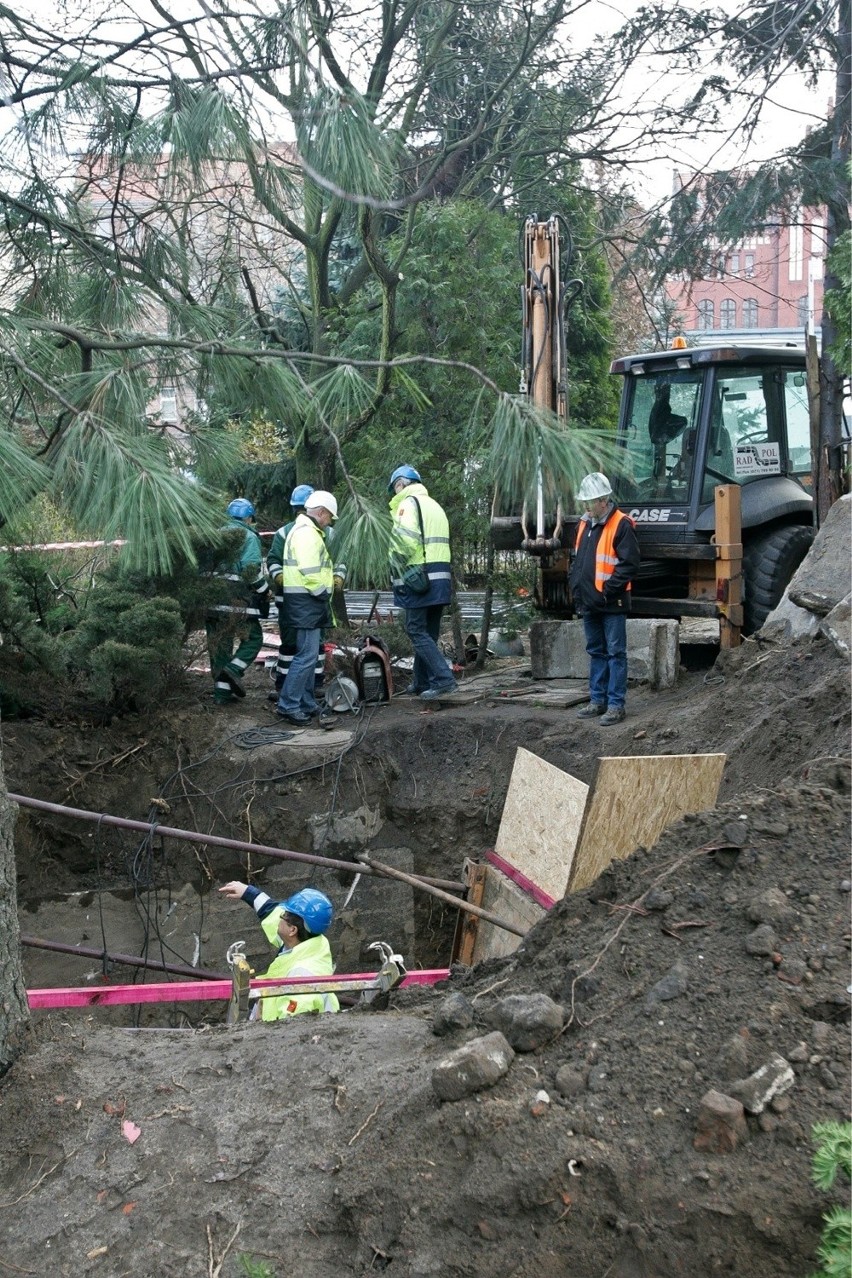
[569,472,640,726]
[218,882,339,1021]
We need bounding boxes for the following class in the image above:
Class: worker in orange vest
[569,472,640,726]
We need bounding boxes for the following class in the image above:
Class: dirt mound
[0,630,849,1276]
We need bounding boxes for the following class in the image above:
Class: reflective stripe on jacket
[280,513,333,629]
[267,521,295,603]
[206,518,269,617]
[573,508,635,593]
[388,482,452,607]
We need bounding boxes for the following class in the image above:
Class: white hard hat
[305,490,338,519]
[577,472,613,502]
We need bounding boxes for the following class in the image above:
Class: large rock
[431,1031,515,1101]
[485,993,564,1051]
[787,494,851,616]
[760,594,821,642]
[819,592,851,659]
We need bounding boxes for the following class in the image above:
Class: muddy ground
[0,623,849,1277]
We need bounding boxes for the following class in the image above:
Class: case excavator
[491,215,817,646]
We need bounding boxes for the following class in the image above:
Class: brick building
[665,183,827,345]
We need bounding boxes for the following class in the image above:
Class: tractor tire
[742,524,813,634]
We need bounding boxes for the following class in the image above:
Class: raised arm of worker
[219,880,284,947]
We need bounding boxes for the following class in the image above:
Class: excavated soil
[0,629,849,1277]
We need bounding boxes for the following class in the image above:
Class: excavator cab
[609,346,814,632]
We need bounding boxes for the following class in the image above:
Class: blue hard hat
[387,464,421,494]
[290,483,314,508]
[227,497,255,520]
[281,888,333,936]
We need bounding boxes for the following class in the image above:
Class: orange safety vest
[574,510,634,593]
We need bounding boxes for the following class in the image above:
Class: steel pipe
[9,793,465,892]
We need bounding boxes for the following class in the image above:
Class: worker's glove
[252,589,271,619]
[333,562,347,590]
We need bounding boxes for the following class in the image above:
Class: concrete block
[728,1054,795,1114]
[529,619,679,689]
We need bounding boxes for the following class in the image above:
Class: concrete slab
[529,619,680,688]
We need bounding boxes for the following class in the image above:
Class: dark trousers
[582,610,628,710]
[404,604,453,693]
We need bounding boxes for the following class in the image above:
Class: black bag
[402,563,430,594]
[401,497,430,594]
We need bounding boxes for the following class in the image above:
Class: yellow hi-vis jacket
[389,482,452,607]
[256,914,339,1022]
[279,512,334,630]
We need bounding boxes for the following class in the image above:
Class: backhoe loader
[491,215,817,644]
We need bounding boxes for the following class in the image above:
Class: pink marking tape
[27,968,450,1010]
[484,850,557,910]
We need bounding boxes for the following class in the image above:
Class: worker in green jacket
[218,882,339,1022]
[205,498,271,705]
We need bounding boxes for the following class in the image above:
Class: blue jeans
[277,628,321,716]
[582,610,627,710]
[404,605,454,692]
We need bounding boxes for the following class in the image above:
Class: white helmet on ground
[577,472,613,502]
[304,490,338,520]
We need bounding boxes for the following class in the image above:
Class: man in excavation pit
[219,881,339,1021]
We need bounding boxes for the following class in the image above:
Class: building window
[797,296,808,327]
[160,386,178,424]
[730,253,740,274]
[697,299,715,330]
[742,298,758,328]
[744,253,754,277]
[720,298,737,329]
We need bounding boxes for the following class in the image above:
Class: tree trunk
[0,747,29,1073]
[817,0,852,520]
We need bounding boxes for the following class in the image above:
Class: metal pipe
[20,934,227,981]
[9,794,466,892]
[357,854,526,938]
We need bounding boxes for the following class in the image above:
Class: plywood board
[469,863,547,964]
[495,747,589,902]
[568,753,726,893]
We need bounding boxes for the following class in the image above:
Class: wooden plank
[495,747,589,902]
[468,864,546,965]
[567,753,726,893]
[714,484,743,648]
[453,860,488,966]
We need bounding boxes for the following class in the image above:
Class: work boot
[395,684,423,697]
[420,683,459,701]
[599,706,626,726]
[576,702,606,719]
[221,667,246,698]
[275,709,312,726]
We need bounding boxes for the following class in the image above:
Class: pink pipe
[27,968,451,1010]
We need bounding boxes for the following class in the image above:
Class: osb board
[494,747,589,902]
[567,753,727,893]
[470,863,547,964]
